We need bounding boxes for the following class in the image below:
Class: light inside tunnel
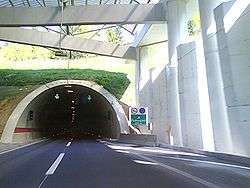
[16,84,121,140]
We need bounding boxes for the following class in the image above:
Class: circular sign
[139,107,146,114]
[131,108,138,114]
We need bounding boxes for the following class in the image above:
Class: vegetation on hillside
[0,44,54,61]
[0,25,124,61]
[0,69,130,99]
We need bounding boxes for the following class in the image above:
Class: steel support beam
[0,27,136,60]
[0,3,166,27]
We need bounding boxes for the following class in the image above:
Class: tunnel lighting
[54,93,60,100]
[67,90,74,93]
[64,85,72,88]
[71,107,75,110]
[87,95,92,101]
[72,100,75,103]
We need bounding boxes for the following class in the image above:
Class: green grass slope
[0,69,130,99]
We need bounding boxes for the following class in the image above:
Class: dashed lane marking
[46,153,65,175]
[66,142,71,147]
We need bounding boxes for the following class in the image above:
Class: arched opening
[28,84,120,139]
[1,80,129,143]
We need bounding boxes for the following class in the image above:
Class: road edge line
[0,139,48,155]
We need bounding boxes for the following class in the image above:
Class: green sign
[131,114,146,126]
[129,107,148,127]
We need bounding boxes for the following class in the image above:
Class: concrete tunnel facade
[1,80,130,143]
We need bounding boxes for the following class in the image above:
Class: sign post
[129,107,148,128]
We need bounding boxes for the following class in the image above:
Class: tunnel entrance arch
[1,80,130,143]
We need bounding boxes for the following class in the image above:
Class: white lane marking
[127,151,220,188]
[66,142,71,147]
[46,153,65,175]
[38,175,48,188]
[0,139,48,155]
[107,144,205,157]
[133,160,158,165]
[158,156,250,170]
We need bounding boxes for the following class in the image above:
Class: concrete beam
[0,4,166,27]
[0,27,136,60]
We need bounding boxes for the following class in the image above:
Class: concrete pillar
[177,42,203,149]
[176,40,215,151]
[198,0,234,153]
[136,46,152,134]
[213,1,250,156]
[166,67,182,146]
[150,65,169,144]
[135,48,141,107]
[164,0,188,146]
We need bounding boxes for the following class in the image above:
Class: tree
[106,27,122,44]
[187,13,201,36]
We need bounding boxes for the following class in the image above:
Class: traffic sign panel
[129,107,148,127]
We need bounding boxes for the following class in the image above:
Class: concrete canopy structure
[0,0,166,59]
[0,27,136,59]
[0,4,165,26]
[1,80,130,143]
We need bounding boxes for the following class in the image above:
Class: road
[0,139,250,188]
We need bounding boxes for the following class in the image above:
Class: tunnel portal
[1,80,129,143]
[34,85,119,139]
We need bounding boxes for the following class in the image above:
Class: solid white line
[132,154,220,188]
[38,175,48,188]
[0,139,48,155]
[66,142,71,147]
[46,153,65,175]
[158,156,250,170]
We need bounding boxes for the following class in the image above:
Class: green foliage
[0,69,130,99]
[0,86,35,100]
[0,44,54,61]
[106,27,122,44]
[187,13,201,36]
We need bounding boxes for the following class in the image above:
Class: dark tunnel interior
[21,84,120,140]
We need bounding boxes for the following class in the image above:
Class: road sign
[129,107,148,127]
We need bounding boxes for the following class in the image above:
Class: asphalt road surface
[0,139,250,188]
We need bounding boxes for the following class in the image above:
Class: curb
[159,143,250,167]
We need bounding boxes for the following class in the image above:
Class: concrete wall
[119,134,157,147]
[12,91,49,142]
[133,0,250,157]
[136,33,169,143]
[212,2,250,156]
